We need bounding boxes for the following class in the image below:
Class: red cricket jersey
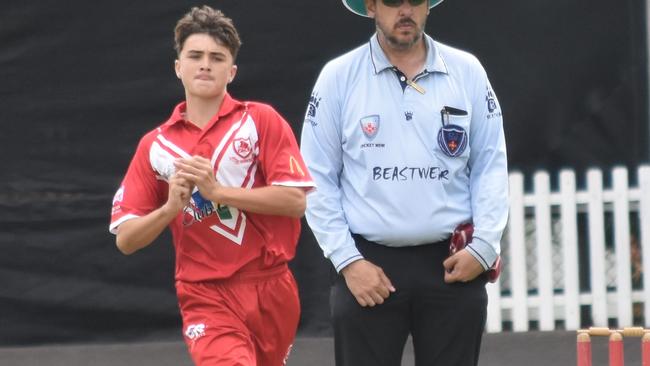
[110,94,315,282]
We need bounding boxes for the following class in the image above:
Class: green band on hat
[342,0,444,17]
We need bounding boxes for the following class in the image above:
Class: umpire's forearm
[115,205,178,255]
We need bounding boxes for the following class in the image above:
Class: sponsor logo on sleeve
[112,186,124,205]
[486,86,502,119]
[289,155,306,177]
[305,92,321,127]
[111,186,125,215]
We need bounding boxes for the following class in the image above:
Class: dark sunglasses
[381,0,427,7]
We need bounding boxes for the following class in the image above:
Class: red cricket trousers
[176,264,300,366]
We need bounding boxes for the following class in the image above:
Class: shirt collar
[162,92,245,128]
[369,33,448,75]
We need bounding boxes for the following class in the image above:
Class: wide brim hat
[342,0,444,17]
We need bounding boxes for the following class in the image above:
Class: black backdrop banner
[1,0,647,345]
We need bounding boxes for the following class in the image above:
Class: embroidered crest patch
[359,115,380,140]
[232,137,252,159]
[437,125,468,157]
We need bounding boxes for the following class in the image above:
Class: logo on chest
[358,115,386,149]
[437,107,468,157]
[232,137,253,159]
[437,125,467,157]
[360,115,380,140]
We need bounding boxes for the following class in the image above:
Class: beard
[376,17,425,50]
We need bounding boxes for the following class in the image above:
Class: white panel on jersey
[150,141,178,181]
[150,136,192,181]
[214,114,259,187]
[157,134,191,158]
[208,112,259,245]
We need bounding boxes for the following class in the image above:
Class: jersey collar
[163,92,245,128]
[369,33,448,75]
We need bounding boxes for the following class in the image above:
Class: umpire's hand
[443,249,484,283]
[341,259,396,307]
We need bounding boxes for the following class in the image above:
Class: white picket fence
[486,165,650,333]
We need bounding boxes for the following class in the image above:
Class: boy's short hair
[174,6,242,60]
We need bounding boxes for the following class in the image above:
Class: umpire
[300,0,509,365]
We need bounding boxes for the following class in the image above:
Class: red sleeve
[253,103,315,190]
[109,132,165,234]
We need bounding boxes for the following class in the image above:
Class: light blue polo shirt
[300,33,509,272]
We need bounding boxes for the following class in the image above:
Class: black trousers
[331,235,487,366]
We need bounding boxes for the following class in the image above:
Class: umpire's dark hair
[174,5,242,60]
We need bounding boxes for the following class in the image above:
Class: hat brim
[342,0,444,17]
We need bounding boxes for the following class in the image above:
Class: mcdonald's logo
[289,155,305,177]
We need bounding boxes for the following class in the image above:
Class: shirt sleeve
[300,62,363,272]
[255,104,315,190]
[466,61,509,270]
[109,134,164,234]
